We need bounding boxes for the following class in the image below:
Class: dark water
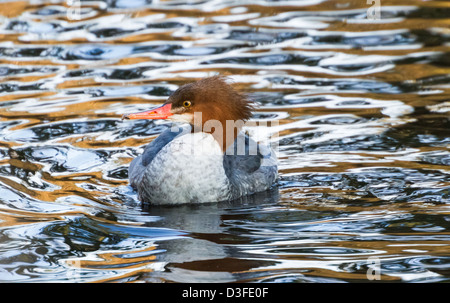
[0,0,449,282]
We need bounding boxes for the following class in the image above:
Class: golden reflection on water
[64,245,159,283]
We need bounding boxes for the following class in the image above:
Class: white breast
[139,132,231,205]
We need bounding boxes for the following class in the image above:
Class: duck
[123,76,278,205]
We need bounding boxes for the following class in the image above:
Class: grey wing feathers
[223,134,278,198]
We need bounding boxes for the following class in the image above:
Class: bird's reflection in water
[140,188,280,282]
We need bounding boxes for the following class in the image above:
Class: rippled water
[0,0,449,283]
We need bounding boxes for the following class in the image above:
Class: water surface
[0,0,449,282]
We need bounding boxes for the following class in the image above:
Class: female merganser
[123,76,278,205]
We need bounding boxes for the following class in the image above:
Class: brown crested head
[122,76,254,150]
[166,76,254,127]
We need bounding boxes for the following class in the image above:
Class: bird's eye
[182,100,192,108]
